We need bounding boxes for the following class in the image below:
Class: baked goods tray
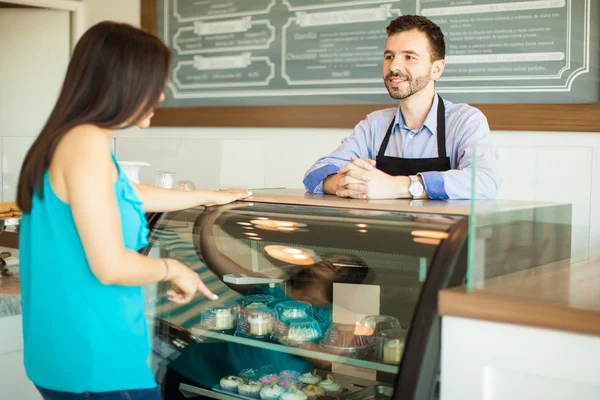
[212,385,352,400]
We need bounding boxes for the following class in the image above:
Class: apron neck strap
[436,95,447,159]
[378,95,448,159]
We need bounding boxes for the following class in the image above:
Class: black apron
[376,95,451,176]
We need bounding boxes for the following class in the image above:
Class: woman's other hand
[205,189,252,206]
[164,259,218,304]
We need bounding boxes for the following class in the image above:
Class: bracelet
[161,258,170,281]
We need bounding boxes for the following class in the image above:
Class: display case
[141,190,571,400]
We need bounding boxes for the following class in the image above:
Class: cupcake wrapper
[260,394,281,400]
[220,385,240,393]
[239,390,261,399]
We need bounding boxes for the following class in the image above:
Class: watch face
[409,181,424,197]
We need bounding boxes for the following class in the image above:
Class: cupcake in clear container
[275,301,313,322]
[320,322,372,358]
[220,376,244,393]
[235,307,276,340]
[200,305,238,333]
[238,380,263,398]
[260,384,285,400]
[358,315,401,338]
[377,328,406,365]
[272,318,322,346]
[237,294,276,309]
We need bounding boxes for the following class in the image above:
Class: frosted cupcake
[279,378,302,389]
[318,375,342,394]
[220,376,244,393]
[281,386,308,400]
[279,370,301,380]
[258,374,280,385]
[238,380,263,398]
[302,384,326,399]
[298,371,322,385]
[260,384,285,400]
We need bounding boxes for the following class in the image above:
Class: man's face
[382,29,439,100]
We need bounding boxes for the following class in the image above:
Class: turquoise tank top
[19,154,156,392]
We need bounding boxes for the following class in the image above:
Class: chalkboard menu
[154,0,598,108]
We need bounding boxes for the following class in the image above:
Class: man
[303,15,501,200]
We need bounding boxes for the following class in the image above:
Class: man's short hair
[386,15,446,61]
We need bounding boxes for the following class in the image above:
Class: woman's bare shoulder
[53,124,112,170]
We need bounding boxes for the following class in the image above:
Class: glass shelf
[191,328,400,374]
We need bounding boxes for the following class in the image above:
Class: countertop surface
[439,259,600,336]
[245,189,566,216]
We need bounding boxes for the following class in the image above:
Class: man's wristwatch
[408,175,425,199]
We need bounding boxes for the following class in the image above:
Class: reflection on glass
[175,180,195,191]
[413,238,442,246]
[154,171,176,189]
[411,230,450,240]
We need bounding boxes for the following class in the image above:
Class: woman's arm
[196,204,269,293]
[135,184,251,212]
[59,127,215,302]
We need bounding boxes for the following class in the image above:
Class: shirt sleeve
[303,117,374,194]
[420,110,502,200]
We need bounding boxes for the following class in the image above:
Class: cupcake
[279,370,301,380]
[281,386,308,400]
[302,384,326,399]
[239,368,259,381]
[220,376,244,393]
[298,371,322,385]
[318,375,342,394]
[259,374,280,386]
[279,378,302,389]
[238,381,263,398]
[383,338,404,364]
[260,384,285,400]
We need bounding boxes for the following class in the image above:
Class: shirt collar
[395,93,439,135]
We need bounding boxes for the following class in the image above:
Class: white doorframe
[1,0,84,50]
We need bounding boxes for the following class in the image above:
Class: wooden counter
[439,260,600,336]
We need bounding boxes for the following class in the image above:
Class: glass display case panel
[468,146,573,292]
[144,201,463,400]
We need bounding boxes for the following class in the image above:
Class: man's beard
[384,71,431,100]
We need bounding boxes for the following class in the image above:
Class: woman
[16,21,250,399]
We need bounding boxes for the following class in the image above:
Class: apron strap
[379,95,448,159]
[377,118,396,158]
[436,94,447,159]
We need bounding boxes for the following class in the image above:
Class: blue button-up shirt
[303,95,502,200]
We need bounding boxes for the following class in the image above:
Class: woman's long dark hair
[16,21,171,212]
